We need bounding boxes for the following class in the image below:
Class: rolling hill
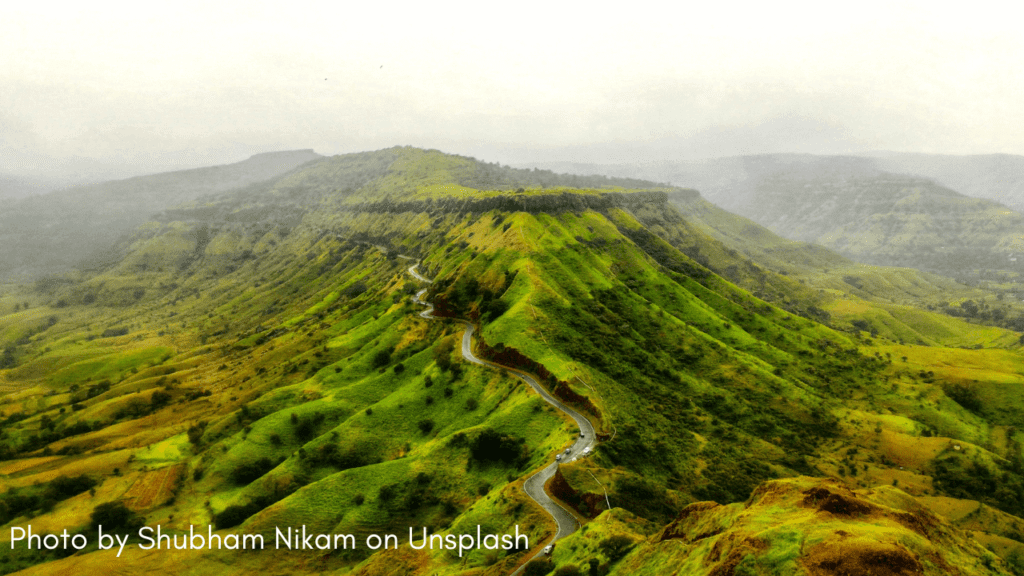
[2,147,1024,575]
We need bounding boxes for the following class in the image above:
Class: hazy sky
[2,0,1022,181]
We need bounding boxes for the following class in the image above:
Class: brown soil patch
[122,464,183,510]
[819,493,875,516]
[680,501,722,517]
[892,511,940,538]
[692,528,724,542]
[803,540,923,576]
[802,486,876,517]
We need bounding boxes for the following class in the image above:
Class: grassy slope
[548,477,1011,576]
[670,191,1024,348]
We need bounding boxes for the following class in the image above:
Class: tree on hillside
[524,558,553,576]
[469,429,526,465]
[187,421,207,446]
[598,535,635,561]
[90,501,144,533]
[372,348,393,368]
[433,339,454,371]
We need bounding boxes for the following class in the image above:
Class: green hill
[2,147,1024,575]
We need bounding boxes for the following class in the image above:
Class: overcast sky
[2,0,1022,182]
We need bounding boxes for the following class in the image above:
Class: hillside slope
[666,188,1024,345]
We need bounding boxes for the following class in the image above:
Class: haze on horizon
[2,0,1022,185]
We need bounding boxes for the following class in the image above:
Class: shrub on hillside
[433,339,454,371]
[372,349,393,368]
[230,457,275,485]
[214,495,277,529]
[115,398,153,420]
[307,443,370,470]
[150,390,172,409]
[598,535,635,561]
[481,299,509,323]
[610,477,679,525]
[378,484,397,502]
[87,381,112,399]
[45,475,97,501]
[469,429,525,465]
[943,383,982,413]
[90,501,144,533]
[523,558,554,576]
[187,421,207,446]
[342,281,367,297]
[295,418,316,441]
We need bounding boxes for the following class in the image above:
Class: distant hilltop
[250,149,318,157]
[245,149,322,163]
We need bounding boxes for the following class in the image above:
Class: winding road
[406,263,597,573]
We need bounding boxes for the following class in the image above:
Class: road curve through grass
[406,263,597,574]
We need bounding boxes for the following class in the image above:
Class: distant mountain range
[873,152,1024,214]
[0,149,323,280]
[0,175,61,200]
[524,153,1024,282]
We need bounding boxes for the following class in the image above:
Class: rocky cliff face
[349,190,677,216]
